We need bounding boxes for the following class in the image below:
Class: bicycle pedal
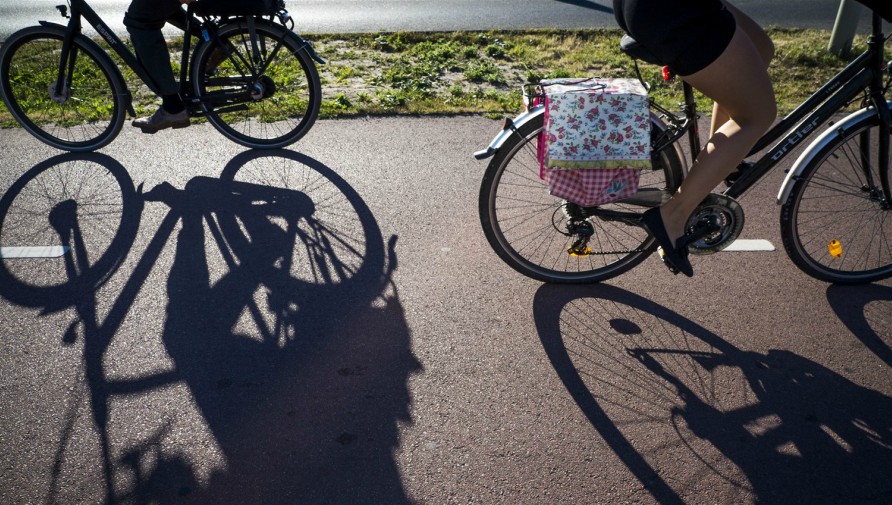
[657,247,680,275]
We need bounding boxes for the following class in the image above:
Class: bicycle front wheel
[0,26,127,151]
[781,112,892,284]
[192,20,321,149]
[479,113,685,283]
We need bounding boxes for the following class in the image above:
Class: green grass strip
[1,28,885,128]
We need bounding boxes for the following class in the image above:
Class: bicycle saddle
[619,35,666,68]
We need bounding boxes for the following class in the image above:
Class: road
[0,0,881,40]
[0,116,890,504]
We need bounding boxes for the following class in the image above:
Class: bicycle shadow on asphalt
[0,150,422,504]
[533,283,892,505]
[826,284,892,368]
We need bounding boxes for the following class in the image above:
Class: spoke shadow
[0,152,143,309]
[0,150,421,504]
[826,284,892,368]
[533,283,892,505]
[146,150,421,503]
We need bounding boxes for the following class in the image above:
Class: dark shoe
[641,207,694,277]
[204,46,228,76]
[724,161,753,187]
[132,108,190,134]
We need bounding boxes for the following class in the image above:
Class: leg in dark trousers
[125,0,193,132]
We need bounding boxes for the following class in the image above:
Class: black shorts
[613,0,737,76]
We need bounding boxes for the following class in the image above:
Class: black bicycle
[476,9,892,285]
[0,0,324,151]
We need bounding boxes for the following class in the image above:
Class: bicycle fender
[34,21,137,117]
[473,105,545,160]
[777,101,892,205]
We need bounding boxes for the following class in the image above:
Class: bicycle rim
[194,22,321,149]
[782,115,892,283]
[479,114,683,283]
[0,29,124,151]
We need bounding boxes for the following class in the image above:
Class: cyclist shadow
[136,150,421,504]
[826,284,892,368]
[0,150,421,504]
[533,284,892,505]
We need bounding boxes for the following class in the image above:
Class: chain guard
[685,194,745,255]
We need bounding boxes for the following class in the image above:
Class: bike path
[0,116,889,504]
[1,0,879,41]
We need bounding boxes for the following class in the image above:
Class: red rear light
[661,66,673,81]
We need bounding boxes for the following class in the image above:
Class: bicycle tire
[191,20,321,149]
[0,153,141,307]
[479,112,685,283]
[780,112,892,284]
[0,26,127,152]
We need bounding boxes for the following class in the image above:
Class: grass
[0,28,884,127]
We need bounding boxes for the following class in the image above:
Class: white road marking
[0,246,70,259]
[722,239,775,252]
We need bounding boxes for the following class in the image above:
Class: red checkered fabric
[538,144,641,206]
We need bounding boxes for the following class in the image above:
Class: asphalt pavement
[0,115,890,504]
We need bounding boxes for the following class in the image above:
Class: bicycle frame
[53,0,163,99]
[50,0,273,116]
[707,13,890,204]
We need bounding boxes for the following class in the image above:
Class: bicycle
[475,9,892,285]
[0,0,324,152]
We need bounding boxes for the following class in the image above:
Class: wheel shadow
[826,283,892,368]
[533,283,892,505]
[0,150,421,504]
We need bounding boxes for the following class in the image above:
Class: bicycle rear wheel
[479,113,685,283]
[191,20,321,149]
[0,26,127,151]
[780,112,892,284]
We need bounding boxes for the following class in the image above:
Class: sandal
[641,207,694,277]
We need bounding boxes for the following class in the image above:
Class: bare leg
[710,1,775,136]
[659,24,777,244]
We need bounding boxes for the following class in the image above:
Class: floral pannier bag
[536,78,651,206]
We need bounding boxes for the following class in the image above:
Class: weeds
[0,28,875,127]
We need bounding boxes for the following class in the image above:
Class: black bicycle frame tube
[683,81,702,159]
[725,65,874,199]
[868,14,892,202]
[727,12,890,201]
[179,11,194,96]
[749,48,874,155]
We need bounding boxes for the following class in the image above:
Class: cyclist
[613,0,776,276]
[124,0,195,133]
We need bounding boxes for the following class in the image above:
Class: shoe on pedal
[641,207,694,277]
[132,108,190,134]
